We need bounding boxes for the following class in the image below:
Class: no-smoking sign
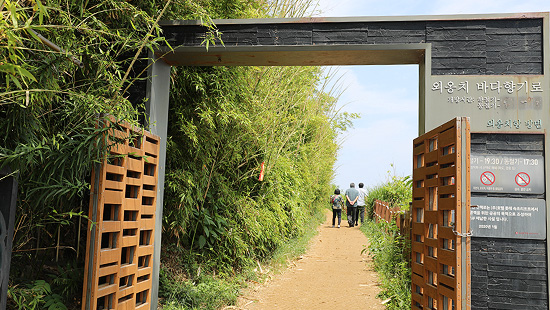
[480,171,495,186]
[515,172,530,187]
[471,154,544,194]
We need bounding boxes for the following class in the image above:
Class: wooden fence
[373,199,411,237]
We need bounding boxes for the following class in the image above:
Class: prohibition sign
[515,172,530,187]
[480,171,495,186]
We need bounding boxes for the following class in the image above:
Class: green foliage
[8,260,83,309]
[268,208,325,266]
[162,64,340,273]
[8,280,67,310]
[1,0,173,305]
[365,168,412,219]
[157,1,348,308]
[361,169,413,310]
[363,221,411,310]
[47,261,83,303]
[158,208,325,310]
[2,0,353,309]
[159,269,240,310]
[266,0,323,17]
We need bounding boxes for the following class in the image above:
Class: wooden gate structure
[138,12,547,308]
[83,120,160,310]
[411,117,471,310]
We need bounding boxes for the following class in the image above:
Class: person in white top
[355,183,368,226]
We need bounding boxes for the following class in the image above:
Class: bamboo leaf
[26,28,42,43]
[9,2,18,27]
[17,66,37,83]
[198,235,206,249]
[11,75,22,89]
[37,0,46,25]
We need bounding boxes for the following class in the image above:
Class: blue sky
[315,1,550,190]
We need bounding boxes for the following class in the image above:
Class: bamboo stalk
[56,226,60,262]
[77,205,82,259]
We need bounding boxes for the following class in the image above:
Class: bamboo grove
[1,1,355,308]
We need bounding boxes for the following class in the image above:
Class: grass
[159,207,326,309]
[359,173,412,310]
[360,219,411,310]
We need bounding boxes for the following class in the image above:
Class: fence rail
[373,199,411,237]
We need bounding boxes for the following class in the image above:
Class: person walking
[330,189,344,228]
[355,183,367,226]
[345,183,359,227]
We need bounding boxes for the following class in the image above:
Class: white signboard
[471,197,546,239]
[470,154,545,194]
[426,76,546,132]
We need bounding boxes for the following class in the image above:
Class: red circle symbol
[515,172,530,187]
[480,171,495,186]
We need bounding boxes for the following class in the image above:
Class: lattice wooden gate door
[411,117,471,310]
[83,120,160,310]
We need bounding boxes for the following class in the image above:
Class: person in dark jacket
[345,183,359,227]
[330,189,344,228]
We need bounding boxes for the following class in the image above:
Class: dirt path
[236,210,386,310]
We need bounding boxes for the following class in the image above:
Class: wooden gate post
[411,117,471,310]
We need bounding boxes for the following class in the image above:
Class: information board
[426,76,546,133]
[470,154,544,194]
[470,197,546,239]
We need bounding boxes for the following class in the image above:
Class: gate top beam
[146,11,550,310]
[157,12,547,76]
[157,44,428,67]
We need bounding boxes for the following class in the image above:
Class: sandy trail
[236,209,386,310]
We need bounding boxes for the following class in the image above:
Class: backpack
[331,195,342,208]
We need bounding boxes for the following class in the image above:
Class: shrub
[159,268,240,310]
[8,280,67,310]
[365,172,412,220]
[362,170,412,310]
[363,220,411,310]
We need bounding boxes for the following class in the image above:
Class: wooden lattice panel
[83,120,160,310]
[411,117,470,310]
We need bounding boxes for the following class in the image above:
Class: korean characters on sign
[470,197,545,239]
[470,155,544,194]
[430,77,544,131]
